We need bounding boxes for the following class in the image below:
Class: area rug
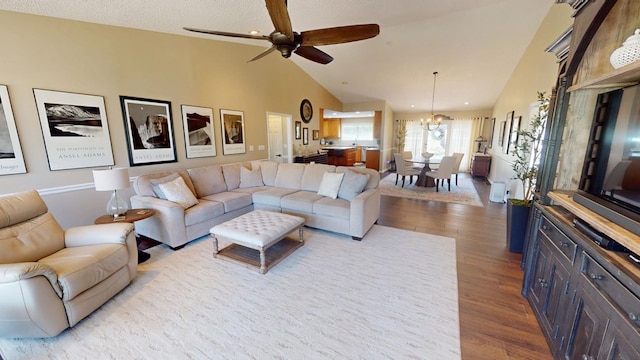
[379,172,484,207]
[0,226,461,360]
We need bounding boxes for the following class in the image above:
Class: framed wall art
[295,120,301,140]
[302,127,309,145]
[33,88,114,171]
[488,118,496,148]
[181,105,216,159]
[312,129,319,141]
[508,115,522,155]
[220,109,246,155]
[0,85,26,175]
[498,121,506,148]
[503,111,514,154]
[120,96,176,166]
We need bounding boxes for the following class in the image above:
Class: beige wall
[0,10,342,227]
[488,4,573,198]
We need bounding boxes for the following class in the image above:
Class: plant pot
[506,200,531,253]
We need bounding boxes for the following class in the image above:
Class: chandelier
[426,71,442,131]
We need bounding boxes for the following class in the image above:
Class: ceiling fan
[184,0,380,65]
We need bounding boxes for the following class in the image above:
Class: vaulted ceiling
[0,0,556,113]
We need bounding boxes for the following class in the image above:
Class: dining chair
[425,155,457,192]
[451,152,465,185]
[394,153,420,187]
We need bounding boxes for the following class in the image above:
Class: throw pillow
[239,166,264,188]
[157,176,199,209]
[317,171,344,199]
[338,169,370,201]
[149,173,181,199]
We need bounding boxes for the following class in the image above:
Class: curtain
[404,120,424,158]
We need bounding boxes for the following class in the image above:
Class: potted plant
[507,91,550,253]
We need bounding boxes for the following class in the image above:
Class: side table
[95,209,156,264]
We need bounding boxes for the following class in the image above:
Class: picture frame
[302,127,309,145]
[312,129,319,141]
[508,115,522,155]
[120,96,176,166]
[503,111,514,154]
[181,105,216,159]
[295,120,302,140]
[498,121,506,147]
[34,88,115,171]
[0,84,26,175]
[220,109,246,155]
[488,118,496,148]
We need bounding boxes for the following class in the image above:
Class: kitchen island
[322,146,356,166]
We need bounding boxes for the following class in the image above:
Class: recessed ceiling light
[464,101,469,105]
[249,30,260,35]
[410,105,415,108]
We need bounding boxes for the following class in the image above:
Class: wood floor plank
[378,172,552,360]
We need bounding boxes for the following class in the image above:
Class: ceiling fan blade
[184,27,269,41]
[265,0,293,40]
[247,46,277,63]
[301,24,380,46]
[294,46,333,65]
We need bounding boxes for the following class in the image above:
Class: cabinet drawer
[540,217,577,263]
[581,252,640,332]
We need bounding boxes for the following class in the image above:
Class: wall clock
[300,99,313,123]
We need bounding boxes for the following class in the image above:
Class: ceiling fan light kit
[184,0,379,65]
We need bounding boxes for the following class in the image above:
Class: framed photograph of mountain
[33,88,114,171]
[120,96,176,166]
[0,85,26,175]
[181,105,216,159]
[220,109,245,155]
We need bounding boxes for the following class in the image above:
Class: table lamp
[93,167,130,217]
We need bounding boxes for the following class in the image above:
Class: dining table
[406,158,441,187]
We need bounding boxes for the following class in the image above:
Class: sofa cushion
[184,200,225,226]
[239,166,264,188]
[301,163,336,192]
[337,166,380,190]
[157,176,199,209]
[134,170,195,198]
[149,172,181,199]
[252,161,278,186]
[338,168,370,201]
[39,243,129,301]
[222,163,246,191]
[281,191,325,213]
[317,172,344,199]
[252,187,299,207]
[188,165,227,197]
[274,163,305,190]
[312,197,351,219]
[201,191,252,212]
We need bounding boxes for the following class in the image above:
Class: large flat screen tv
[573,84,640,238]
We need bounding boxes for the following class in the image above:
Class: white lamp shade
[93,168,130,191]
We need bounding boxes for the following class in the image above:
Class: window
[341,121,373,141]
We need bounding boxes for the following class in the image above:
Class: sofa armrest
[349,188,381,238]
[65,223,134,247]
[0,262,63,297]
[130,195,188,247]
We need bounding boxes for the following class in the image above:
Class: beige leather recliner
[0,190,138,338]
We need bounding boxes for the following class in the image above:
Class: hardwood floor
[377,172,552,359]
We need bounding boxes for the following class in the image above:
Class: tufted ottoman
[210,210,305,274]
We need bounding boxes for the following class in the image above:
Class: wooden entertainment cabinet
[521,1,640,358]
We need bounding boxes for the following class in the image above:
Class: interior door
[267,113,292,163]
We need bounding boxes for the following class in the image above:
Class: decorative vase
[610,29,640,69]
[506,200,531,253]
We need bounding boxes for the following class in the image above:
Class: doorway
[267,112,292,163]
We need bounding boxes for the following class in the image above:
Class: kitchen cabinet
[373,111,382,139]
[324,147,356,166]
[365,149,380,170]
[321,118,341,138]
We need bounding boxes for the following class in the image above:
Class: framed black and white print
[34,88,114,171]
[120,96,176,166]
[181,105,216,159]
[295,121,302,140]
[503,111,514,154]
[508,115,522,155]
[498,121,506,148]
[302,127,309,145]
[0,85,26,175]
[220,109,246,155]
[488,118,496,148]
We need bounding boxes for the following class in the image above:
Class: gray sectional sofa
[130,161,380,249]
